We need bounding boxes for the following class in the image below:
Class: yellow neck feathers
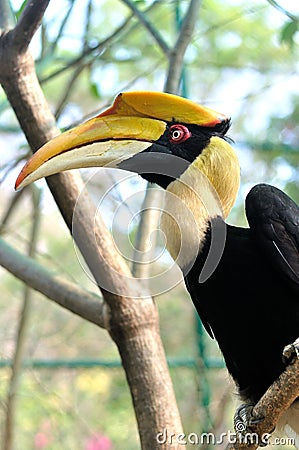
[160,137,240,267]
[192,136,240,218]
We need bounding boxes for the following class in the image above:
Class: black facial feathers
[118,118,231,189]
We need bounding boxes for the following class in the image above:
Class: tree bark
[0,3,184,448]
[0,236,105,327]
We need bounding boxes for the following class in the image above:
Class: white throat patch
[160,162,223,270]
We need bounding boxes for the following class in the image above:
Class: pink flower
[85,434,112,450]
[34,432,49,449]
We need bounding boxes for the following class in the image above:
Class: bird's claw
[234,403,264,432]
[234,403,267,446]
[282,337,299,365]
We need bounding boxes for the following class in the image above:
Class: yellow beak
[15,91,227,190]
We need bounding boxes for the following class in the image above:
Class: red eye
[169,124,191,144]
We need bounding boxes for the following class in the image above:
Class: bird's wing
[184,276,215,339]
[245,183,299,286]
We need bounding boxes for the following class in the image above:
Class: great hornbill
[15,91,299,444]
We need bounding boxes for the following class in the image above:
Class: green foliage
[280,19,298,48]
[89,81,101,99]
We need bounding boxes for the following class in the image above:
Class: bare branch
[121,0,169,55]
[132,184,163,282]
[11,0,50,53]
[55,64,86,120]
[40,1,161,85]
[176,0,202,52]
[227,358,299,450]
[41,13,133,84]
[0,188,28,234]
[63,58,163,130]
[164,0,202,94]
[47,0,76,56]
[0,236,106,328]
[266,0,297,21]
[83,0,93,49]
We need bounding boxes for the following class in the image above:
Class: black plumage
[186,183,299,403]
[118,118,299,409]
[130,119,299,406]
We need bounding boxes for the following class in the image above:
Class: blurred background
[0,0,299,448]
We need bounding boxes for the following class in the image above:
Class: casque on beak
[15,91,227,190]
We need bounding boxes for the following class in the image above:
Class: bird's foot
[282,337,299,365]
[234,403,267,447]
[234,403,264,432]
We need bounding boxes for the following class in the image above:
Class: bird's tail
[277,401,299,449]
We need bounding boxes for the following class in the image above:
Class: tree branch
[131,0,201,293]
[121,0,169,55]
[11,0,50,53]
[175,0,202,55]
[47,0,76,56]
[164,0,202,94]
[83,0,93,50]
[132,0,201,286]
[3,186,42,450]
[132,184,163,282]
[227,358,299,450]
[0,188,28,234]
[0,236,106,328]
[55,64,86,120]
[266,0,297,21]
[40,1,161,85]
[0,12,184,448]
[41,12,133,84]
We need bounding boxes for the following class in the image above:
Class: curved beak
[15,91,227,190]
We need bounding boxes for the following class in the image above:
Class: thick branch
[0,17,184,449]
[11,0,50,52]
[0,237,106,328]
[227,359,299,450]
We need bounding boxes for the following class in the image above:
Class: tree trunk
[0,14,183,450]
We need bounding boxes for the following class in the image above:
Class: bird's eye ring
[169,124,191,144]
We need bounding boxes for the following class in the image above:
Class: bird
[15,91,299,446]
